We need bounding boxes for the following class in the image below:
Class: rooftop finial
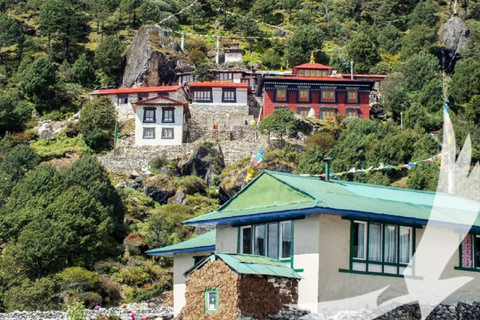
[310,51,315,64]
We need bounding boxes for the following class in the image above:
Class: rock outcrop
[437,15,469,72]
[178,141,225,185]
[121,24,194,88]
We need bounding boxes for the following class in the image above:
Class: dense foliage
[0,0,479,312]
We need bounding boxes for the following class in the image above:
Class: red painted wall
[263,89,370,120]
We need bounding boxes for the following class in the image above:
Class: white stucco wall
[134,105,184,146]
[293,215,321,313]
[173,251,211,316]
[215,226,238,253]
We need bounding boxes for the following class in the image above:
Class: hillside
[0,0,479,314]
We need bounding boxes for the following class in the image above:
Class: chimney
[324,157,332,182]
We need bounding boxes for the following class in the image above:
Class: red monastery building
[258,55,385,120]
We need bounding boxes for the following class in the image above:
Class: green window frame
[238,221,293,265]
[205,288,219,314]
[456,234,480,271]
[345,220,415,277]
[321,90,336,103]
[275,88,288,102]
[347,90,358,103]
[297,89,310,102]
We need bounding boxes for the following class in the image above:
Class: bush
[56,267,100,292]
[3,277,58,312]
[78,97,116,152]
[67,298,87,320]
[173,175,206,195]
[149,155,169,172]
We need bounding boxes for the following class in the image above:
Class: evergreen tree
[285,25,325,66]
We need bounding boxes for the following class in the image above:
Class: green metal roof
[185,170,480,228]
[146,230,216,256]
[185,252,301,279]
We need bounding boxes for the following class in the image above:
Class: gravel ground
[0,303,173,320]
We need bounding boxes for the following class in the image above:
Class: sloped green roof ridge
[186,252,301,279]
[185,170,480,227]
[146,230,216,256]
[185,172,318,224]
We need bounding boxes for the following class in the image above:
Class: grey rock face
[437,15,469,71]
[121,24,194,88]
[178,141,225,186]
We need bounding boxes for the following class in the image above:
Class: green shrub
[67,298,87,320]
[56,267,100,292]
[149,155,169,172]
[3,277,58,312]
[173,175,206,195]
[111,266,150,286]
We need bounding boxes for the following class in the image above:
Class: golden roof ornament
[310,51,315,64]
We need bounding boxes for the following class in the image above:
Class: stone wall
[238,276,300,320]
[184,260,240,320]
[189,103,252,129]
[99,124,268,175]
[312,302,480,320]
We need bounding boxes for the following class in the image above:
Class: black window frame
[162,107,175,123]
[222,89,236,102]
[143,107,156,123]
[193,89,213,102]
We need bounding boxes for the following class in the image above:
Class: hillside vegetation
[0,0,479,313]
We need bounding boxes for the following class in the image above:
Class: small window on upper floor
[162,107,174,123]
[298,89,310,102]
[275,88,287,102]
[193,90,212,102]
[321,90,336,103]
[347,91,359,103]
[239,221,292,261]
[137,94,148,101]
[222,89,236,102]
[117,95,128,105]
[143,108,156,123]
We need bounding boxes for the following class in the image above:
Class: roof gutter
[145,245,215,257]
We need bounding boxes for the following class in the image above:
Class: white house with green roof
[148,170,480,316]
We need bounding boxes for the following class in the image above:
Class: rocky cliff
[121,25,194,88]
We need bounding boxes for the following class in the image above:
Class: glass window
[305,69,310,76]
[351,221,413,275]
[298,89,309,102]
[280,221,292,259]
[205,289,219,313]
[347,109,359,118]
[161,128,174,139]
[254,225,266,255]
[298,70,304,76]
[267,223,278,258]
[162,107,174,123]
[240,221,292,260]
[353,222,366,259]
[222,89,236,102]
[137,94,148,101]
[384,225,397,263]
[275,88,287,101]
[347,91,358,103]
[460,234,480,269]
[143,108,156,123]
[368,223,382,262]
[399,226,412,264]
[241,226,252,254]
[143,128,155,139]
[321,109,336,120]
[193,90,212,102]
[297,107,309,117]
[321,90,335,102]
[117,95,128,105]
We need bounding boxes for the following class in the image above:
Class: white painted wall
[225,52,243,63]
[193,88,248,105]
[134,105,184,146]
[173,252,211,316]
[215,226,238,253]
[293,215,321,313]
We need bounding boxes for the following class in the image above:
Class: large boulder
[144,175,176,205]
[122,24,194,87]
[437,15,469,72]
[178,141,225,186]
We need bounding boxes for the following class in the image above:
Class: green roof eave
[184,252,302,279]
[146,230,216,257]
